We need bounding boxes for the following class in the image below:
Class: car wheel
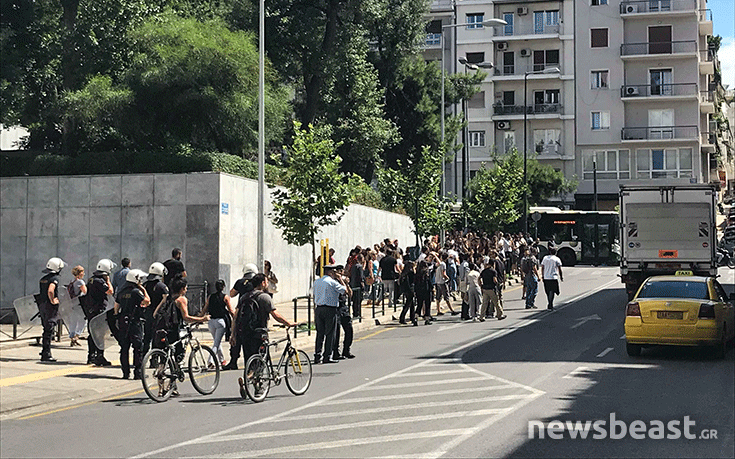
[626,343,642,357]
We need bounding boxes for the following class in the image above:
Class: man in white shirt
[540,247,564,310]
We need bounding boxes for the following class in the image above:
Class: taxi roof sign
[675,270,694,276]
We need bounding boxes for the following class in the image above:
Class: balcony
[621,125,698,141]
[700,90,715,113]
[492,23,559,40]
[698,9,713,35]
[424,33,442,48]
[493,63,561,77]
[620,41,697,58]
[701,132,715,153]
[620,83,697,99]
[699,49,714,74]
[620,0,696,16]
[493,103,563,116]
[429,0,454,13]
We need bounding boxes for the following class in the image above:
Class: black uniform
[87,273,112,365]
[225,280,254,369]
[116,282,146,378]
[142,279,168,356]
[332,292,354,359]
[37,272,60,360]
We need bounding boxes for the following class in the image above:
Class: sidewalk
[0,292,456,420]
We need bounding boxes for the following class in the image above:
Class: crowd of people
[33,231,565,394]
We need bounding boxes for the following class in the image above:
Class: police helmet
[44,257,66,274]
[126,269,147,285]
[148,262,167,279]
[242,263,258,280]
[96,259,117,274]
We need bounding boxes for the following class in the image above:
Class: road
[1,266,733,458]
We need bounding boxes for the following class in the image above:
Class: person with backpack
[236,273,295,398]
[222,264,258,371]
[87,259,115,366]
[142,262,169,357]
[66,265,87,347]
[114,269,150,380]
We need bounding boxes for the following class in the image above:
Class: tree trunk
[301,0,340,125]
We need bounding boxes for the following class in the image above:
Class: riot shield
[13,295,41,325]
[89,312,112,350]
[57,288,86,335]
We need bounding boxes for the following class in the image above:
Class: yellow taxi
[624,273,735,358]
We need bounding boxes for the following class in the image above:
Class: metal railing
[493,23,560,37]
[620,40,696,56]
[700,90,714,103]
[700,49,713,62]
[621,125,698,140]
[620,0,695,14]
[698,9,712,21]
[494,63,561,76]
[291,295,312,338]
[185,281,208,316]
[620,83,697,97]
[493,103,562,115]
[701,132,715,145]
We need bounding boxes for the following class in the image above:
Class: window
[546,10,559,26]
[503,131,515,154]
[425,34,441,46]
[591,70,609,89]
[591,28,608,48]
[503,51,515,74]
[533,90,560,111]
[503,13,514,35]
[466,13,484,29]
[533,129,561,154]
[533,49,559,71]
[470,131,485,147]
[583,150,630,179]
[591,0,608,5]
[468,91,485,109]
[648,109,674,139]
[466,52,484,64]
[591,111,610,130]
[502,91,515,105]
[649,69,673,96]
[635,148,692,178]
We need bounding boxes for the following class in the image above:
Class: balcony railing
[493,103,563,115]
[621,40,696,56]
[700,90,714,103]
[700,49,713,62]
[701,132,715,144]
[620,83,697,97]
[621,125,698,140]
[494,63,561,76]
[493,23,560,37]
[620,0,695,14]
[698,9,712,21]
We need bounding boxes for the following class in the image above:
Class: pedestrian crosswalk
[139,360,544,458]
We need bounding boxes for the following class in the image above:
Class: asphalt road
[1,266,733,458]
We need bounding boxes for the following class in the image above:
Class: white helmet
[126,269,147,284]
[96,259,117,274]
[242,263,258,279]
[148,262,167,278]
[45,257,66,273]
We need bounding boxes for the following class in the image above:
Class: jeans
[383,280,396,309]
[208,318,227,364]
[525,274,538,308]
[468,289,481,319]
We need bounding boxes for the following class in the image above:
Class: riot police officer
[114,269,150,379]
[142,262,168,356]
[87,259,115,366]
[38,257,66,362]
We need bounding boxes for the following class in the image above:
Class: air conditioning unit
[626,86,640,96]
[496,42,509,51]
[517,6,529,15]
[496,121,511,130]
[520,48,531,57]
[624,4,638,14]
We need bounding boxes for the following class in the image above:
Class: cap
[323,264,344,271]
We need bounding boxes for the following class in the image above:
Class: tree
[270,121,351,284]
[527,159,578,206]
[464,151,525,233]
[377,145,451,245]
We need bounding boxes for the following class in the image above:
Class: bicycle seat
[253,327,269,334]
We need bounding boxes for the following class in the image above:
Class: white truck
[619,184,718,300]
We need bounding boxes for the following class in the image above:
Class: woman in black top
[398,260,417,326]
[414,261,433,325]
[202,279,234,368]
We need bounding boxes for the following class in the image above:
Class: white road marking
[320,384,515,406]
[619,334,626,340]
[563,366,590,379]
[596,347,614,358]
[437,323,463,332]
[393,368,469,377]
[365,376,492,391]
[571,314,602,329]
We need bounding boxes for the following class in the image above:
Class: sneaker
[436,312,445,316]
[238,377,247,399]
[133,370,142,380]
[472,317,478,322]
[221,362,238,371]
[343,352,356,359]
[478,317,485,322]
[497,315,507,321]
[40,354,56,362]
[450,311,459,316]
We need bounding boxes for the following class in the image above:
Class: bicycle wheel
[285,349,312,396]
[188,344,220,395]
[243,354,271,403]
[141,349,174,402]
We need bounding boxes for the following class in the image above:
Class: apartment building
[574,0,720,209]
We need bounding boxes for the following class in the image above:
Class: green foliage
[377,145,451,238]
[527,159,578,206]
[270,121,351,248]
[464,151,525,233]
[346,174,392,211]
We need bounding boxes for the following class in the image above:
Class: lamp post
[440,18,506,199]
[522,66,560,235]
[257,0,265,270]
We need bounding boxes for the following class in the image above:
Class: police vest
[117,284,146,318]
[39,273,59,305]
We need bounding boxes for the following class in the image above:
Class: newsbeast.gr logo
[528,413,718,440]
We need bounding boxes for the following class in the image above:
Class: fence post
[307,295,312,336]
[381,283,385,316]
[293,297,298,338]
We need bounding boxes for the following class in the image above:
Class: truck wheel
[626,343,642,357]
[728,258,735,269]
[558,249,576,267]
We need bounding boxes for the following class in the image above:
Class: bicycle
[140,323,220,402]
[241,327,312,403]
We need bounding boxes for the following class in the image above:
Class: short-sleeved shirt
[39,273,60,304]
[349,264,364,288]
[434,262,447,285]
[250,290,275,329]
[541,255,563,280]
[467,270,481,293]
[143,279,169,312]
[112,267,129,293]
[313,275,345,307]
[72,278,86,298]
[479,267,498,290]
[379,256,398,280]
[88,275,111,313]
[232,277,254,297]
[163,259,185,285]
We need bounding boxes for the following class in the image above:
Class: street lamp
[257,0,265,270]
[522,66,560,235]
[440,18,506,199]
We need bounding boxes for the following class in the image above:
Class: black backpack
[154,295,180,332]
[236,291,263,333]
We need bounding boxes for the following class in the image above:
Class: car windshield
[637,281,709,300]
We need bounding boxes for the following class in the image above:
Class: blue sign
[221,202,229,215]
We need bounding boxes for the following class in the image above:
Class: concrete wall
[0,173,415,310]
